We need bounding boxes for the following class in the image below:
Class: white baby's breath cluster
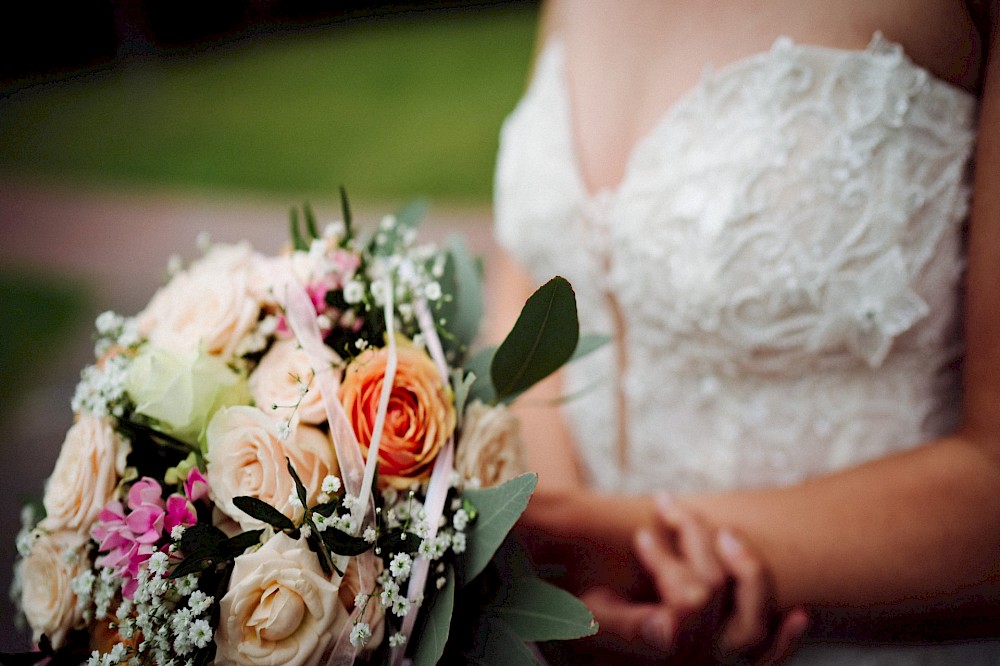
[86,547,215,666]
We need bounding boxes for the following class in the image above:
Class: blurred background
[0,0,537,650]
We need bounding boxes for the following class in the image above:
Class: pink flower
[90,476,198,598]
[184,467,210,502]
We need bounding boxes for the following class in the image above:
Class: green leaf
[464,615,542,665]
[456,473,537,587]
[219,530,264,559]
[320,527,373,556]
[378,528,421,555]
[233,496,296,532]
[395,197,429,231]
[451,368,476,427]
[445,235,484,350]
[571,333,611,362]
[339,186,353,240]
[411,567,455,666]
[464,345,496,405]
[491,277,579,404]
[179,522,226,555]
[289,207,308,251]
[491,576,598,641]
[286,457,309,509]
[303,202,319,239]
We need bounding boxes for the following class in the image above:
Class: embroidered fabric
[494,31,996,664]
[495,34,975,494]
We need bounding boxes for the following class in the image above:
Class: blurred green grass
[0,270,91,423]
[0,5,537,203]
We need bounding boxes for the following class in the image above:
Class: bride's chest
[494,38,975,371]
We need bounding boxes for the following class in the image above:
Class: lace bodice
[494,34,977,495]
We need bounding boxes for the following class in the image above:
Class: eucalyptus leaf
[220,530,264,559]
[320,527,372,556]
[451,368,477,427]
[491,277,579,404]
[445,235,484,350]
[464,615,541,665]
[456,473,537,587]
[491,576,598,641]
[339,186,353,240]
[303,202,319,239]
[464,345,496,406]
[289,207,307,251]
[232,496,296,532]
[395,197,429,231]
[411,567,455,666]
[286,457,309,508]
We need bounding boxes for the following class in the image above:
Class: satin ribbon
[391,267,456,666]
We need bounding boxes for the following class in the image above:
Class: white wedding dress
[494,34,1000,663]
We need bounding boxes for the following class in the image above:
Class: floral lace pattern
[494,34,976,496]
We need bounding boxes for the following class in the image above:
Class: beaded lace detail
[494,34,976,494]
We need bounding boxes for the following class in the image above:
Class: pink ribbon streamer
[391,279,456,666]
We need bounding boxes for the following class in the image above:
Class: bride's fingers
[716,528,771,653]
[581,586,676,652]
[634,528,715,618]
[756,607,810,665]
[654,492,726,589]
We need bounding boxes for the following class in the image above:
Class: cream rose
[19,530,89,649]
[339,338,456,488]
[455,401,527,488]
[41,414,129,534]
[137,243,261,359]
[206,407,337,530]
[249,339,327,426]
[215,533,348,666]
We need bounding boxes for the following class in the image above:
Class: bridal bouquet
[7,194,597,665]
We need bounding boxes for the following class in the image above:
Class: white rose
[137,243,261,359]
[126,345,251,448]
[250,339,327,426]
[206,407,337,530]
[41,414,129,534]
[19,530,89,649]
[215,533,349,666]
[455,401,527,488]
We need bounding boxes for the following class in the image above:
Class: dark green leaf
[456,473,537,587]
[233,496,296,532]
[464,345,497,406]
[303,202,319,239]
[169,548,217,578]
[411,567,455,666]
[290,207,307,251]
[219,530,264,559]
[464,615,541,665]
[180,522,226,555]
[339,186,353,238]
[321,527,372,556]
[491,277,579,403]
[378,528,421,555]
[490,576,598,641]
[286,457,309,509]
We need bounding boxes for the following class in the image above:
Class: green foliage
[456,473,536,588]
[491,576,597,641]
[411,567,456,666]
[491,277,579,404]
[0,7,537,201]
[232,495,296,532]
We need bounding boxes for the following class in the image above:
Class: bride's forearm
[683,434,1000,614]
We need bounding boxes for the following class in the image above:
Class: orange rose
[339,339,455,488]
